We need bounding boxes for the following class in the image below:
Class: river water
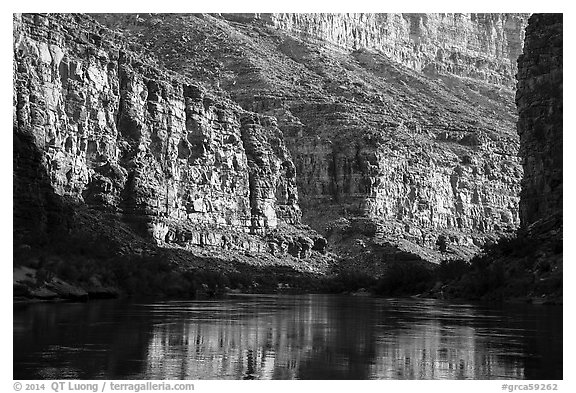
[13,294,562,380]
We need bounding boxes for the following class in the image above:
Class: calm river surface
[14,295,562,379]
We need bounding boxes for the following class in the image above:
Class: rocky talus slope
[94,13,528,266]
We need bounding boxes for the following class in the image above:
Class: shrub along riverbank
[14,208,561,304]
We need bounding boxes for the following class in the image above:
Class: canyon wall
[223,14,527,258]
[87,13,528,262]
[12,13,563,299]
[13,13,301,252]
[223,13,528,87]
[14,13,532,270]
[516,13,563,229]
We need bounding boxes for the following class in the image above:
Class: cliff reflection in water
[13,295,561,380]
[141,296,559,379]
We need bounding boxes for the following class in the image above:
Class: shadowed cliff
[431,13,562,303]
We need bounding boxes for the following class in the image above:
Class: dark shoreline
[13,284,563,306]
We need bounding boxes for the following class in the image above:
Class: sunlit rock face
[516,14,563,229]
[13,13,300,248]
[226,14,527,260]
[223,13,528,87]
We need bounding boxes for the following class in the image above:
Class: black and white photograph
[11,3,565,384]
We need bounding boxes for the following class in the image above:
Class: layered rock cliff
[223,13,527,87]
[94,13,528,263]
[13,13,303,253]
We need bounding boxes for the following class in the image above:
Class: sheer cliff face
[14,13,529,265]
[516,14,563,229]
[13,13,300,246]
[225,13,527,87]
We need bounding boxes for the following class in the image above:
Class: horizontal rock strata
[13,13,303,256]
[222,13,528,87]
[88,13,529,263]
[15,12,533,274]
